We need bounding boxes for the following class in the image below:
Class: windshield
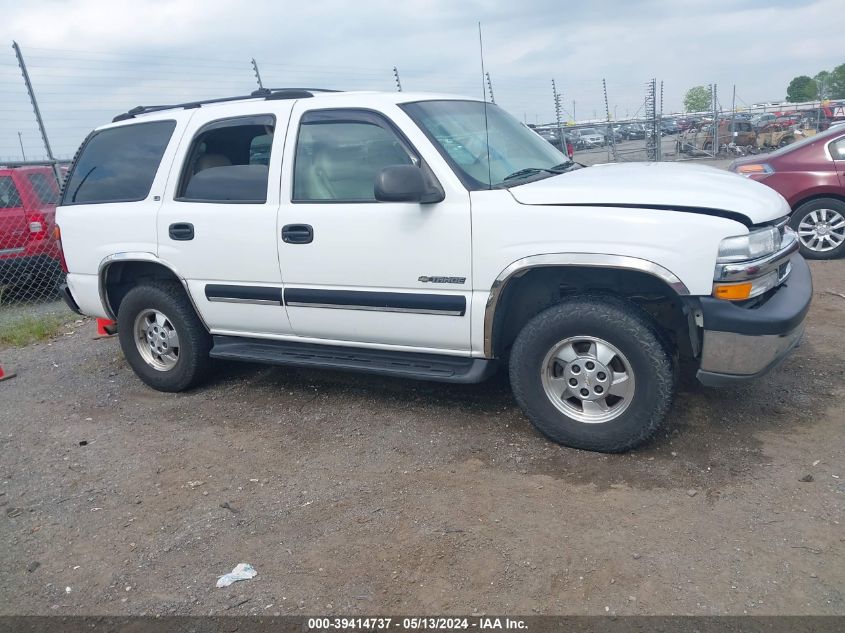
[401,100,569,189]
[580,128,600,135]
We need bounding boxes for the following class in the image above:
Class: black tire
[789,198,845,260]
[508,294,675,452]
[117,281,211,392]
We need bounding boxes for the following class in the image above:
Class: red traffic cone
[95,318,117,338]
[0,363,16,383]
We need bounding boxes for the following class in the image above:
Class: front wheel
[508,295,675,452]
[790,198,845,259]
[117,281,211,392]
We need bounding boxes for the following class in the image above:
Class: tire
[789,198,845,260]
[508,295,675,452]
[117,281,211,392]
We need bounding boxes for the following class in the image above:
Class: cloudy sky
[0,0,839,159]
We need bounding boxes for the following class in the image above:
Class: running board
[209,336,497,384]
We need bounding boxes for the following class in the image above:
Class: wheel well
[102,261,181,318]
[791,192,845,213]
[490,266,692,361]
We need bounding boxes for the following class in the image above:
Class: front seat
[194,153,232,174]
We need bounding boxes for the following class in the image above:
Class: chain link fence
[0,161,65,307]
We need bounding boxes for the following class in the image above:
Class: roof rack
[112,88,342,122]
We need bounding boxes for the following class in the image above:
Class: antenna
[478,22,492,189]
[251,58,264,90]
[393,66,402,92]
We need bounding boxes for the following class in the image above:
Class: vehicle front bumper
[696,253,811,387]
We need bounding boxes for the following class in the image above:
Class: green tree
[786,75,818,102]
[683,85,711,113]
[828,64,845,99]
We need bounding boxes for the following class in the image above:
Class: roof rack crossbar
[112,88,342,122]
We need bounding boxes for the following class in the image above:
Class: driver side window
[293,110,415,202]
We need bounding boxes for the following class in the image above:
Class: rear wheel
[508,295,675,452]
[790,198,845,259]
[117,281,211,392]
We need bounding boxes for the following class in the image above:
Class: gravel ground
[0,261,843,617]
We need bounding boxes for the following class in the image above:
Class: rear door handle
[169,222,194,241]
[281,224,313,244]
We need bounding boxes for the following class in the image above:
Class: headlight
[716,227,780,263]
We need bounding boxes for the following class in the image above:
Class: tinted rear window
[0,176,22,208]
[26,172,59,205]
[61,120,176,205]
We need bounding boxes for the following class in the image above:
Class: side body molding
[482,253,691,357]
[97,252,209,329]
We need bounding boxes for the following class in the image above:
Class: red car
[729,125,845,259]
[0,165,64,292]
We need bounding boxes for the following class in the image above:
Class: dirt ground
[0,261,843,617]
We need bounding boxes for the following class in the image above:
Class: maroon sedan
[729,125,845,259]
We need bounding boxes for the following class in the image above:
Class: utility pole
[485,72,495,104]
[17,132,26,161]
[572,100,576,122]
[552,79,563,152]
[251,58,264,90]
[12,41,60,182]
[393,66,402,92]
[644,78,658,162]
[730,84,736,143]
[603,78,616,162]
[712,83,719,156]
[658,80,664,162]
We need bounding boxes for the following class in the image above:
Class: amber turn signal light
[713,282,753,301]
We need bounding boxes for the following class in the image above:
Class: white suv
[56,88,811,452]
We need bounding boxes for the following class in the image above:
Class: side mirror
[374,165,444,204]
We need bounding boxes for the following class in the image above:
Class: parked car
[0,165,63,293]
[751,113,777,130]
[531,127,575,159]
[730,125,845,259]
[621,124,646,140]
[677,120,756,154]
[675,118,698,132]
[57,89,809,453]
[756,124,817,150]
[659,120,680,135]
[571,127,605,149]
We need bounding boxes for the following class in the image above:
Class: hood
[509,162,790,226]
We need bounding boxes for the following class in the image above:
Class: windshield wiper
[502,162,578,183]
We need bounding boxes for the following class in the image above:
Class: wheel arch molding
[97,252,207,328]
[483,253,690,359]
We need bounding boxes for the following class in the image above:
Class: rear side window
[26,172,59,205]
[177,115,274,203]
[61,120,176,205]
[0,176,23,208]
[831,137,845,160]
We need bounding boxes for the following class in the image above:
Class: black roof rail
[112,88,342,122]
